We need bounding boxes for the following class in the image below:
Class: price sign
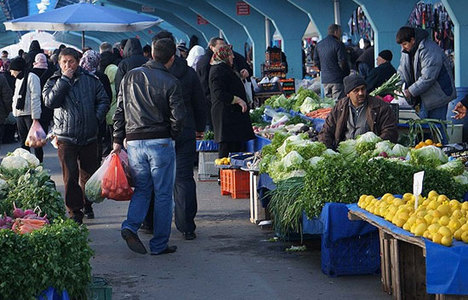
[236,1,250,15]
[413,171,425,210]
[197,15,209,25]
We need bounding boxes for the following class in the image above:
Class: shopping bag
[25,119,46,148]
[36,287,70,300]
[101,153,133,201]
[243,79,253,104]
[85,154,112,203]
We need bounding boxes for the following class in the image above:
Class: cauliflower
[0,155,29,170]
[20,152,40,167]
[12,148,30,157]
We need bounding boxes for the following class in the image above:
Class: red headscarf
[210,45,233,66]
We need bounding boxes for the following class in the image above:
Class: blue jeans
[418,102,448,120]
[122,138,175,254]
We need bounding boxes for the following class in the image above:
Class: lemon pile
[215,157,230,165]
[358,191,468,246]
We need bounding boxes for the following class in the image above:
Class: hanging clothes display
[347,6,374,43]
[408,1,454,51]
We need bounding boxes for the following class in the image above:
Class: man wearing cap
[365,50,397,94]
[318,74,398,149]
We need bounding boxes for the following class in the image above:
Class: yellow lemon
[425,139,433,145]
[393,198,404,207]
[432,210,442,218]
[424,214,434,225]
[423,231,432,239]
[459,217,467,224]
[450,199,461,209]
[428,190,439,199]
[449,220,462,232]
[394,218,406,228]
[428,200,439,210]
[428,223,441,234]
[461,201,468,211]
[454,229,463,241]
[437,195,449,203]
[437,204,450,216]
[403,193,413,201]
[438,226,452,237]
[398,211,410,221]
[422,199,431,206]
[416,210,427,218]
[462,231,468,243]
[403,222,412,231]
[439,215,450,226]
[414,223,427,236]
[452,209,463,219]
[441,236,453,246]
[432,232,443,244]
[460,223,468,232]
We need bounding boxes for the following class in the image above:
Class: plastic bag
[36,287,70,300]
[85,155,112,203]
[25,120,46,148]
[101,153,133,201]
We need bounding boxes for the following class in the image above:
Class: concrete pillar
[168,0,249,49]
[206,0,267,77]
[287,0,334,39]
[244,0,310,80]
[353,0,418,68]
[442,0,468,87]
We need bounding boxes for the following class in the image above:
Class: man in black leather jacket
[43,48,109,224]
[113,38,185,255]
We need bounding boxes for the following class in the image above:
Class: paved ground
[1,142,390,300]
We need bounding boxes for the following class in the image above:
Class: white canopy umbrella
[0,31,79,56]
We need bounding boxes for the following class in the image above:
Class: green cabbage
[355,132,382,154]
[409,145,448,168]
[436,159,465,176]
[392,144,409,158]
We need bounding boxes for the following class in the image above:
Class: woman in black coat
[209,45,255,158]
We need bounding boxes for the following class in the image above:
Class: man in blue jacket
[396,26,456,120]
[313,24,350,100]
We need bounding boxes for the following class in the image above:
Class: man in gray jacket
[44,48,109,224]
[396,26,456,120]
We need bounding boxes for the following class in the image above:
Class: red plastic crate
[220,169,250,199]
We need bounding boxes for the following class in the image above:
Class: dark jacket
[43,67,110,145]
[313,35,349,84]
[25,40,44,70]
[98,51,121,73]
[0,74,13,123]
[366,62,397,93]
[318,96,398,149]
[209,62,255,143]
[197,48,214,105]
[114,38,148,95]
[169,56,206,132]
[398,28,456,110]
[113,60,185,144]
[356,46,374,69]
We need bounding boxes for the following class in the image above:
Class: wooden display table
[349,210,468,300]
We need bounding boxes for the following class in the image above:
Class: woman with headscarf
[186,45,205,72]
[9,56,43,161]
[25,40,44,70]
[80,50,112,161]
[208,45,255,158]
[32,53,55,134]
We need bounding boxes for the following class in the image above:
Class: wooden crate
[249,172,265,224]
[349,211,468,300]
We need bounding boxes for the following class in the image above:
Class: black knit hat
[344,74,367,95]
[9,57,26,71]
[378,50,393,62]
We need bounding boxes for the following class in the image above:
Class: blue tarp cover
[347,203,468,295]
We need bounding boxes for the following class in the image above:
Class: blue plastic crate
[321,230,380,277]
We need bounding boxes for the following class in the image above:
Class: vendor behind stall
[318,74,398,149]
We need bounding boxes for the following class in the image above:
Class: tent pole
[82,31,85,50]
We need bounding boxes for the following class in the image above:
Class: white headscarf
[186,45,205,70]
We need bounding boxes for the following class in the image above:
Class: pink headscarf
[33,53,48,69]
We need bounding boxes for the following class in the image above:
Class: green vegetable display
[0,219,93,299]
[369,73,402,97]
